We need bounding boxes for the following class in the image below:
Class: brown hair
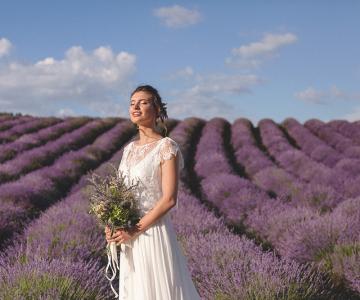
[130,84,168,137]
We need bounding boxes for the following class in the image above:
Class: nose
[130,104,138,112]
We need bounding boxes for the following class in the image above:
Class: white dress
[115,136,201,300]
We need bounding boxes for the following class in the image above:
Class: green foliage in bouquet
[86,163,141,236]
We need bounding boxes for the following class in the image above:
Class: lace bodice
[118,137,184,216]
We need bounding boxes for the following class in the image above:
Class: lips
[132,112,142,117]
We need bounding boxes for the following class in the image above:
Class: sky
[0,0,359,125]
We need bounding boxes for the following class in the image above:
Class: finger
[114,232,123,238]
[108,236,122,243]
[111,236,121,241]
[109,234,118,240]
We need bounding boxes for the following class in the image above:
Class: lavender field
[0,112,359,300]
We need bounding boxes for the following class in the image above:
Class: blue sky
[0,0,359,124]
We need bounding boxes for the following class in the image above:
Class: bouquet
[86,162,141,298]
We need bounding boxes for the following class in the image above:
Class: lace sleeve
[159,138,184,171]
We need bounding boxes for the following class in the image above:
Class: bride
[105,85,201,299]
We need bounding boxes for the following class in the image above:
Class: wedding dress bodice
[118,137,184,216]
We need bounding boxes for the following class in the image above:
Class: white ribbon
[105,241,133,299]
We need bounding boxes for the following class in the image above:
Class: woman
[105,85,201,299]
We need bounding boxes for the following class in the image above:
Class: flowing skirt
[118,213,201,300]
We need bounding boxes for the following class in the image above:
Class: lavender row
[291,119,360,197]
[283,118,345,166]
[258,119,332,184]
[0,116,91,163]
[0,121,134,249]
[306,119,360,159]
[194,118,285,224]
[0,115,34,132]
[231,118,274,176]
[286,120,360,197]
[327,119,360,146]
[0,118,117,184]
[0,202,30,248]
[0,116,62,143]
[257,119,355,203]
[230,119,345,212]
[294,119,360,195]
[0,113,16,124]
[231,118,312,207]
[0,255,108,300]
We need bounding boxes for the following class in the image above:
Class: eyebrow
[130,98,151,102]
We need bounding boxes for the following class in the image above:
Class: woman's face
[129,91,158,126]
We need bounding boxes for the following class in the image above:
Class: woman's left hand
[107,224,141,245]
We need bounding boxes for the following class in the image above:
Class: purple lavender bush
[0,118,117,184]
[0,255,112,299]
[0,117,61,143]
[0,116,91,162]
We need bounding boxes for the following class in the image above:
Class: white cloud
[167,66,195,80]
[186,73,262,95]
[168,72,263,121]
[226,32,297,69]
[294,87,327,104]
[294,85,360,104]
[0,45,137,116]
[232,33,297,57]
[0,38,12,57]
[153,5,202,28]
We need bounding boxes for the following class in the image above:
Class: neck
[137,124,162,142]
